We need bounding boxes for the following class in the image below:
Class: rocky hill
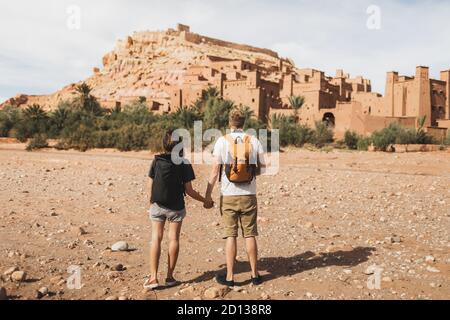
[2,24,289,111]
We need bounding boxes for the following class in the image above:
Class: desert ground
[0,142,449,300]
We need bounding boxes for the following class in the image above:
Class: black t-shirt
[149,154,195,211]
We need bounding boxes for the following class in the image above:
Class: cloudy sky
[1,0,449,103]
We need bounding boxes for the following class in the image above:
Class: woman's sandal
[143,279,159,290]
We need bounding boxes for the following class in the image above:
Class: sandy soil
[0,143,449,300]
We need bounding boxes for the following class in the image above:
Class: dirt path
[0,146,449,300]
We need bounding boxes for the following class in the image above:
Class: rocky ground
[0,143,449,300]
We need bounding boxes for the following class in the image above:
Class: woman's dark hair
[163,130,183,156]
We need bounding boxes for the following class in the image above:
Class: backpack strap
[225,134,239,173]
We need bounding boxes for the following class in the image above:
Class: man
[205,109,265,287]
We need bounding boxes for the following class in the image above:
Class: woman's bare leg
[149,220,165,282]
[167,221,183,279]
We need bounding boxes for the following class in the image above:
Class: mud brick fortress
[2,24,450,139]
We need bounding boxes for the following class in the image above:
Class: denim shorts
[149,203,186,223]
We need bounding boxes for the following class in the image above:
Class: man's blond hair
[229,109,246,129]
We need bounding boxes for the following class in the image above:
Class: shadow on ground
[188,246,376,286]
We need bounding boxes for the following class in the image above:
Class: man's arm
[205,159,221,202]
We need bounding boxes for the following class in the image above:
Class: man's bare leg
[245,237,259,278]
[226,237,237,281]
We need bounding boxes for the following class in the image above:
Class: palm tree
[203,86,220,100]
[75,83,92,97]
[174,106,201,128]
[288,95,305,119]
[415,115,430,144]
[238,105,255,120]
[23,104,48,120]
[111,105,122,116]
[51,106,71,131]
[74,83,103,116]
[23,104,49,136]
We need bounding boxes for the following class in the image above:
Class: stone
[261,292,271,300]
[426,266,440,273]
[11,271,27,282]
[111,241,129,252]
[112,264,125,272]
[204,286,228,299]
[38,287,49,296]
[67,241,78,249]
[390,236,402,243]
[204,287,220,299]
[425,256,435,263]
[4,266,18,276]
[343,269,352,275]
[77,227,87,236]
[106,296,118,300]
[50,276,63,284]
[180,286,196,295]
[304,222,314,229]
[118,296,128,301]
[107,271,122,280]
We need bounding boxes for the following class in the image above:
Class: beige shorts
[220,195,258,239]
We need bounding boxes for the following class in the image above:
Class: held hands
[203,197,215,209]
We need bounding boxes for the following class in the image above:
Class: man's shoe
[165,277,180,288]
[215,274,235,287]
[251,275,263,286]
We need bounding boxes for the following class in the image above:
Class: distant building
[2,24,449,139]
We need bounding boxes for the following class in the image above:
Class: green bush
[0,105,23,137]
[371,123,401,151]
[371,122,434,151]
[357,137,371,151]
[312,121,334,147]
[3,83,441,153]
[26,134,49,151]
[115,124,152,152]
[271,114,313,147]
[344,131,360,150]
[203,96,235,130]
[444,130,450,146]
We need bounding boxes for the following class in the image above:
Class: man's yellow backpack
[222,134,256,184]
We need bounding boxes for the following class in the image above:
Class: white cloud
[0,0,449,98]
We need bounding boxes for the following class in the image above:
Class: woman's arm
[147,178,153,203]
[185,182,208,204]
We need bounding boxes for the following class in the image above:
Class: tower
[384,71,399,117]
[415,66,431,127]
[440,70,450,120]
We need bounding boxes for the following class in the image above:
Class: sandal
[143,279,159,290]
